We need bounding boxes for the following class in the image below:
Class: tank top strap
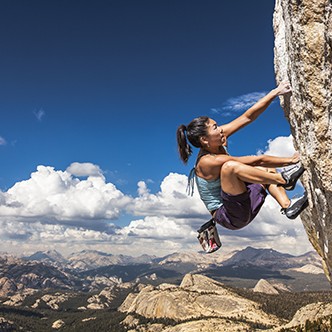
[187,149,210,196]
[187,167,196,196]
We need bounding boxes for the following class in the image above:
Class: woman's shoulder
[198,152,228,165]
[196,155,220,179]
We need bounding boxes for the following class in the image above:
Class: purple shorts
[214,183,267,230]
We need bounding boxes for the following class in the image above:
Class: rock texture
[272,302,332,331]
[273,0,332,284]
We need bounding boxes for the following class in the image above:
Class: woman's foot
[281,192,308,219]
[279,163,305,191]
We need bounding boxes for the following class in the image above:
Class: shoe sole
[282,167,305,191]
[286,200,309,219]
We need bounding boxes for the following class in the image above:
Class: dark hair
[176,116,209,164]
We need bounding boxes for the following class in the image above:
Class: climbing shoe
[278,163,305,191]
[281,192,308,219]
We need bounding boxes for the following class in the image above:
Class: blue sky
[0,1,311,256]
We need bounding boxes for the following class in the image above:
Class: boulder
[273,0,332,284]
[52,319,65,329]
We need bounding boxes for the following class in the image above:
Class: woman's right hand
[276,81,292,96]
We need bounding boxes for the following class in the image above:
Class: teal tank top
[195,175,223,212]
[187,147,228,212]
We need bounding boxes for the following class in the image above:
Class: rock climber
[176,81,308,231]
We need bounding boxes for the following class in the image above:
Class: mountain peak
[223,246,293,267]
[25,250,66,263]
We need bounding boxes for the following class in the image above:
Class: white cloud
[119,216,196,240]
[258,135,295,157]
[66,162,103,177]
[0,164,131,224]
[129,173,209,220]
[0,138,313,257]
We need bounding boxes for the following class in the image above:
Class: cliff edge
[273,0,332,283]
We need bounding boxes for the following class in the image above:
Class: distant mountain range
[23,249,157,270]
[21,246,322,271]
[222,246,320,269]
[0,246,328,299]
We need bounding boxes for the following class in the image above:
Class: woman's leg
[264,168,308,219]
[220,161,286,196]
[264,168,291,209]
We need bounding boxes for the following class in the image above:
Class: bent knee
[221,160,243,175]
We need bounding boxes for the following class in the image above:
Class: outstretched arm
[221,81,291,138]
[197,152,299,180]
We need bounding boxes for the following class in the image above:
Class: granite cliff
[273,0,332,284]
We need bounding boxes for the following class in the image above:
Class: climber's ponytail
[177,124,192,164]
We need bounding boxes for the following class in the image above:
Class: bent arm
[221,81,291,138]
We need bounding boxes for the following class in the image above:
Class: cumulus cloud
[119,216,196,240]
[0,137,313,257]
[66,162,103,177]
[0,167,211,256]
[129,173,209,220]
[0,219,119,256]
[258,134,295,157]
[0,164,131,225]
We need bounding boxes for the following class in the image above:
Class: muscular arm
[221,82,292,138]
[197,153,299,180]
[232,153,299,167]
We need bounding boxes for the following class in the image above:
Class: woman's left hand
[290,152,301,164]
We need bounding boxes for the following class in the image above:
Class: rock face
[273,0,332,284]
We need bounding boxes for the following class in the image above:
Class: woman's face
[204,118,226,147]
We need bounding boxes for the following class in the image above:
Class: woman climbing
[176,81,308,231]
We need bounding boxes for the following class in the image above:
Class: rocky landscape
[119,273,332,332]
[0,247,331,331]
[0,0,330,330]
[0,246,329,297]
